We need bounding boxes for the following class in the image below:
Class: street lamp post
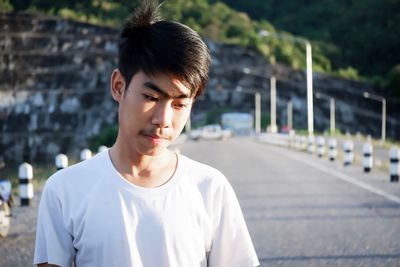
[270,77,277,133]
[315,92,335,135]
[242,68,277,133]
[305,41,314,135]
[236,86,262,135]
[363,92,386,143]
[259,30,314,136]
[255,91,261,134]
[287,101,293,130]
[330,98,335,135]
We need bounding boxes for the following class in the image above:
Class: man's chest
[69,188,213,265]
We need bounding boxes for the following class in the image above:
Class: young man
[34,1,259,266]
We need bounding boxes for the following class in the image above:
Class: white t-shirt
[34,151,259,267]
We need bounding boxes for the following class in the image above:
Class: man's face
[111,70,193,156]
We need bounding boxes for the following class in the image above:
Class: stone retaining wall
[0,12,118,163]
[1,12,399,164]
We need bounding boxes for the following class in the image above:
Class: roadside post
[317,136,325,157]
[18,162,33,206]
[307,135,315,154]
[294,135,301,150]
[343,140,354,166]
[98,146,108,153]
[362,142,373,172]
[80,149,92,161]
[389,147,399,182]
[301,136,307,151]
[55,154,68,170]
[328,138,337,161]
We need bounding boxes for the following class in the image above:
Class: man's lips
[140,132,169,142]
[143,134,164,139]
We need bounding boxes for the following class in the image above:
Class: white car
[202,124,223,139]
[221,128,233,140]
[189,129,202,140]
[189,125,232,141]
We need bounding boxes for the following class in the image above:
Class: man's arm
[208,176,260,267]
[34,182,75,266]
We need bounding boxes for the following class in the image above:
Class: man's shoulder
[180,154,222,173]
[45,151,109,193]
[179,154,227,185]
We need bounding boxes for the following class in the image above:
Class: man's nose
[151,102,173,128]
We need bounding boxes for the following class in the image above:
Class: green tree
[0,0,13,11]
[216,0,400,96]
[386,64,400,98]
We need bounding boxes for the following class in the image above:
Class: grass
[1,163,53,196]
[1,158,80,196]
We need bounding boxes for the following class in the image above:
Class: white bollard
[288,135,295,149]
[389,146,399,182]
[300,136,307,151]
[296,136,301,150]
[307,135,315,154]
[18,162,33,206]
[298,136,303,151]
[293,135,298,150]
[80,149,92,161]
[55,154,68,170]
[98,145,108,153]
[343,140,354,166]
[328,138,337,161]
[362,142,373,173]
[317,136,325,157]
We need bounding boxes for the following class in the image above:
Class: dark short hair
[118,0,211,98]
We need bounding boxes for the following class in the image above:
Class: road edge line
[279,148,400,205]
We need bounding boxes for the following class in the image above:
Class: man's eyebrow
[143,81,191,99]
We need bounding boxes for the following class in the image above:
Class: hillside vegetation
[215,0,400,97]
[2,0,399,97]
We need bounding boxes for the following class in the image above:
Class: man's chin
[140,145,169,157]
[137,134,177,156]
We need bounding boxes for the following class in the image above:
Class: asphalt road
[180,137,400,267]
[1,137,399,267]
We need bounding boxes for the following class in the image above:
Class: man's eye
[143,94,159,102]
[173,103,189,109]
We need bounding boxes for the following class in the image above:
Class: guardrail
[257,133,399,183]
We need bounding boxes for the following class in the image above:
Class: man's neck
[108,142,177,188]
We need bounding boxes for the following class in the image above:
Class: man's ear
[110,69,125,102]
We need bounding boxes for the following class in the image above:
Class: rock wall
[0,12,118,163]
[1,12,399,164]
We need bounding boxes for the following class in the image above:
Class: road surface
[180,137,400,267]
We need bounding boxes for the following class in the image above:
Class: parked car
[189,124,232,141]
[189,128,202,140]
[201,124,223,140]
[221,128,233,140]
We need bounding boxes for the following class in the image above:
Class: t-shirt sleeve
[34,182,75,267]
[207,177,260,267]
